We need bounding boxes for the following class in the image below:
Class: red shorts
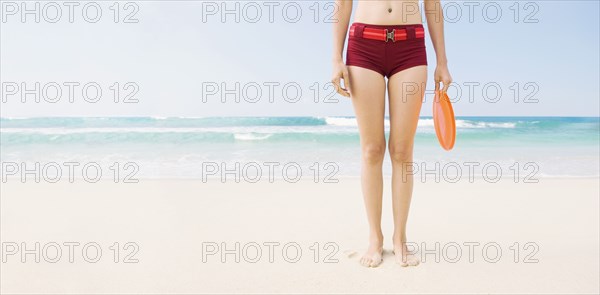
[346,22,428,78]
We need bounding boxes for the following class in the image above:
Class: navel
[388,8,392,13]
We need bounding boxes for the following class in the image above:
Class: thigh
[348,66,387,146]
[387,66,428,146]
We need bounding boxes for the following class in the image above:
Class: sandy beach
[1,177,598,294]
[2,0,599,294]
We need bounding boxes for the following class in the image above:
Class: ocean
[1,116,598,180]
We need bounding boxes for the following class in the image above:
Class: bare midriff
[353,0,423,25]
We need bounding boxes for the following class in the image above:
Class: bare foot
[360,238,384,268]
[393,240,420,267]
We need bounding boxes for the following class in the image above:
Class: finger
[331,79,341,94]
[339,86,350,97]
[330,76,339,88]
[434,80,440,92]
[333,80,349,97]
[342,70,351,95]
[442,80,451,93]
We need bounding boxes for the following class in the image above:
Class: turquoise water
[1,116,598,144]
[1,116,598,178]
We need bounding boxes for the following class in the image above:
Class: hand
[434,64,452,93]
[331,61,351,97]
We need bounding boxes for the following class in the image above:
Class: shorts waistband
[351,22,424,29]
[349,22,425,42]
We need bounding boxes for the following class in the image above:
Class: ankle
[369,231,384,245]
[392,233,407,246]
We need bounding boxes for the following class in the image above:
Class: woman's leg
[348,66,387,268]
[387,65,427,266]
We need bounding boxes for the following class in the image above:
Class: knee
[389,143,413,164]
[362,143,386,165]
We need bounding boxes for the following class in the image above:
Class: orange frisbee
[433,90,456,151]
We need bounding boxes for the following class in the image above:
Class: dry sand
[1,177,598,294]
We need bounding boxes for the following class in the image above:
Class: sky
[0,0,598,117]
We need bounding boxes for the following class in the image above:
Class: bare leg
[387,66,427,267]
[348,66,386,268]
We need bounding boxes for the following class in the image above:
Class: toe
[408,257,420,266]
[395,254,409,266]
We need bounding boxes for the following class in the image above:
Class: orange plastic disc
[433,90,456,151]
